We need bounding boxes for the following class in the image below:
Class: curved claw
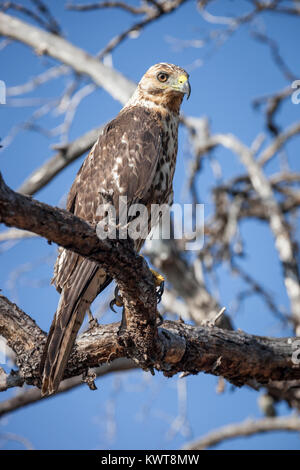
[150,268,165,304]
[109,298,118,313]
[156,280,164,304]
[110,286,123,312]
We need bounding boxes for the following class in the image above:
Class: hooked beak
[182,79,191,99]
[175,74,191,100]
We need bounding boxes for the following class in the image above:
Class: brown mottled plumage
[40,63,190,396]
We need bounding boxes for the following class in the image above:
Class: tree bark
[1,294,300,393]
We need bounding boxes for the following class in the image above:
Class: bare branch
[258,121,300,166]
[213,134,300,330]
[183,415,300,450]
[53,82,96,144]
[17,126,102,196]
[0,431,34,450]
[231,261,287,322]
[0,11,136,105]
[66,1,147,15]
[29,0,62,35]
[228,135,300,332]
[95,0,189,60]
[0,358,136,416]
[184,118,300,331]
[251,30,297,83]
[0,228,37,242]
[253,86,293,136]
[6,65,69,97]
[0,1,59,34]
[0,367,24,392]
[144,234,232,329]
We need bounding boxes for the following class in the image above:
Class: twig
[0,1,57,33]
[0,125,104,242]
[6,65,69,97]
[253,86,293,135]
[0,431,34,450]
[29,0,61,35]
[0,367,24,392]
[258,122,300,166]
[251,30,297,83]
[54,82,96,143]
[96,0,188,60]
[66,1,147,15]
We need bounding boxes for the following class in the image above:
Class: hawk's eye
[157,72,169,83]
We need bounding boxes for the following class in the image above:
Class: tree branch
[66,1,148,15]
[1,176,300,395]
[183,118,300,332]
[0,11,136,105]
[183,415,300,450]
[258,121,300,166]
[1,292,300,393]
[17,126,103,196]
[0,358,136,416]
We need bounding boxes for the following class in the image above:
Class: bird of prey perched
[40,63,191,396]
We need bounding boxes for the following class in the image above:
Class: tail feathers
[41,301,86,396]
[41,258,111,397]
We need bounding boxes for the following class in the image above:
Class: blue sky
[0,0,300,450]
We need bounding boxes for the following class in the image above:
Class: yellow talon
[150,269,165,286]
[140,255,165,291]
[150,268,165,304]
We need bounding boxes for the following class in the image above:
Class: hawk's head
[133,63,191,114]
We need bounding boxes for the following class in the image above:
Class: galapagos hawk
[40,63,191,396]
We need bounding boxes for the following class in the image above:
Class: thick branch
[1,170,300,391]
[0,12,136,105]
[1,174,300,397]
[1,293,300,395]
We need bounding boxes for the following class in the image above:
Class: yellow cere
[178,75,188,84]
